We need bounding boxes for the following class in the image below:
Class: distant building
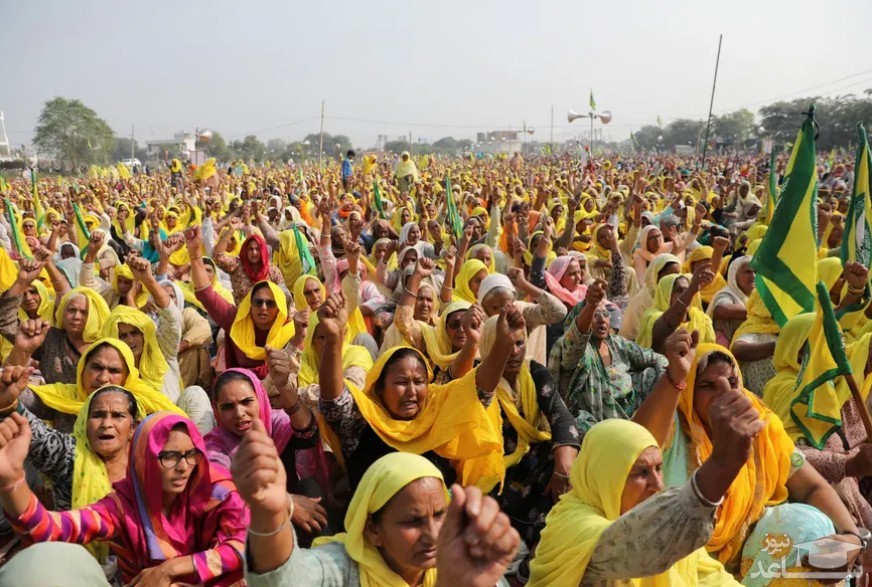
[476,130,523,155]
[145,132,197,160]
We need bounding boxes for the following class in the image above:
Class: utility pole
[131,125,135,160]
[550,106,554,155]
[409,131,413,156]
[701,34,724,170]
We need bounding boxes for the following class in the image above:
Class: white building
[145,131,197,160]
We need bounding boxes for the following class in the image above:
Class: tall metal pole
[318,100,325,170]
[589,113,594,155]
[130,125,135,160]
[550,106,554,156]
[701,34,723,170]
[409,131,413,156]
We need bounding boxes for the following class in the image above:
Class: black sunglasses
[252,298,277,309]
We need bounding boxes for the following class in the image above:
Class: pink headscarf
[112,413,247,585]
[205,368,293,470]
[544,255,588,307]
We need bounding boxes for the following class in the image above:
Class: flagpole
[318,100,325,170]
[701,34,723,170]
[844,372,872,438]
[550,106,554,157]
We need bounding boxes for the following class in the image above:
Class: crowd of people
[0,142,866,586]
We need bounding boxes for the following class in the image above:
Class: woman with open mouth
[317,290,519,492]
[0,375,140,579]
[206,368,328,547]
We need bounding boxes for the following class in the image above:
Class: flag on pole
[840,123,872,269]
[656,115,663,128]
[751,106,819,327]
[763,146,780,225]
[789,281,854,448]
[4,198,32,259]
[372,181,387,220]
[589,90,596,111]
[73,202,92,252]
[31,168,46,230]
[630,131,639,152]
[445,177,463,240]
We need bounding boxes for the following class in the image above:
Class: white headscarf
[477,273,516,304]
[707,255,753,318]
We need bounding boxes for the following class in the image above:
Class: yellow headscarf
[675,344,794,565]
[21,279,54,323]
[0,248,17,292]
[682,246,727,304]
[112,202,136,237]
[313,453,445,587]
[275,230,308,287]
[230,281,296,361]
[419,301,470,371]
[453,259,488,304]
[297,312,373,387]
[100,305,170,392]
[465,244,495,273]
[30,338,183,417]
[731,289,780,344]
[111,265,149,308]
[73,387,143,562]
[480,315,550,468]
[347,347,504,490]
[530,419,728,586]
[55,288,111,343]
[292,274,325,312]
[170,159,182,174]
[636,274,715,349]
[584,224,613,265]
[523,231,557,267]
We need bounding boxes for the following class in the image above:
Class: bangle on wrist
[665,370,687,391]
[690,470,724,508]
[288,395,304,416]
[675,296,689,307]
[249,495,295,537]
[0,399,19,416]
[847,285,866,296]
[0,474,25,494]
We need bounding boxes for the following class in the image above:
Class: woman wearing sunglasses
[0,411,249,587]
[187,225,305,382]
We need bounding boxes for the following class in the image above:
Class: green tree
[33,97,114,168]
[112,138,148,164]
[230,135,267,163]
[200,131,236,163]
[713,108,756,145]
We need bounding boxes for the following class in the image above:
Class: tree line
[28,90,872,168]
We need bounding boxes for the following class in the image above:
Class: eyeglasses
[251,298,277,309]
[157,448,203,469]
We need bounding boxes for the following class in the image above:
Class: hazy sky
[2,0,871,151]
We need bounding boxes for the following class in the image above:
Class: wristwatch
[841,528,872,551]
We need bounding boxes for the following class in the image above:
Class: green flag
[656,115,663,128]
[840,123,872,269]
[589,90,596,111]
[790,281,854,448]
[751,106,819,327]
[372,181,387,220]
[445,177,463,239]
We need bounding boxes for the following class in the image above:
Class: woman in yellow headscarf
[662,344,859,580]
[453,258,488,303]
[316,292,519,491]
[297,311,373,392]
[682,246,727,305]
[530,420,740,586]
[0,279,55,362]
[5,288,111,386]
[241,451,514,587]
[292,274,325,312]
[478,314,579,554]
[29,337,183,429]
[100,305,170,393]
[9,386,141,564]
[636,273,714,351]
